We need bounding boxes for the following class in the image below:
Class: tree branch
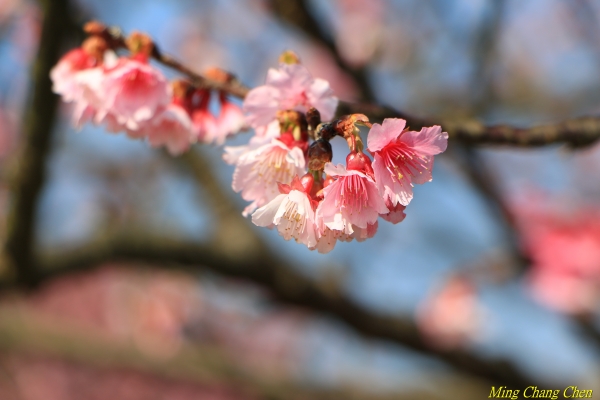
[0,308,430,400]
[90,23,250,98]
[85,23,600,149]
[3,0,70,286]
[0,234,552,389]
[337,102,600,148]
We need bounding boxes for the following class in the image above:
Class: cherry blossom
[350,221,378,242]
[98,56,171,131]
[379,199,406,224]
[252,175,318,248]
[50,48,97,102]
[190,90,217,143]
[139,102,194,156]
[316,160,388,235]
[223,121,282,166]
[213,93,247,145]
[312,223,351,254]
[243,62,338,129]
[192,108,218,144]
[69,66,107,129]
[50,26,451,252]
[368,118,448,206]
[50,42,110,129]
[231,139,306,216]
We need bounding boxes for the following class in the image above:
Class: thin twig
[94,24,250,98]
[85,23,600,149]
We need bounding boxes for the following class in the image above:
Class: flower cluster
[50,23,246,155]
[51,22,449,253]
[226,55,448,253]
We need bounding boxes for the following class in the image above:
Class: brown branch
[263,1,600,148]
[89,23,250,98]
[0,309,433,400]
[0,233,553,389]
[151,48,250,98]
[3,0,70,286]
[86,23,600,148]
[337,103,600,148]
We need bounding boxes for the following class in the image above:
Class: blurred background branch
[0,229,545,388]
[3,0,69,287]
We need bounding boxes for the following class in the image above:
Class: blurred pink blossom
[417,276,485,349]
[50,48,98,102]
[517,205,600,315]
[140,102,194,156]
[191,90,218,143]
[99,57,171,131]
[213,94,248,145]
[333,0,385,67]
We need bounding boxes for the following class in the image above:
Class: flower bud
[346,151,374,177]
[299,173,314,193]
[278,50,301,65]
[83,21,107,36]
[125,32,154,59]
[204,67,234,83]
[81,36,108,64]
[171,80,194,109]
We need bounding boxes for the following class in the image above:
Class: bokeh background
[1,0,600,399]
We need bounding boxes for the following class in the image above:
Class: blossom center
[253,146,296,186]
[337,175,369,213]
[381,139,428,181]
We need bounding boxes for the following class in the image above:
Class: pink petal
[145,104,194,155]
[380,201,406,224]
[100,58,170,131]
[367,118,406,152]
[372,154,414,206]
[351,221,378,242]
[243,85,280,128]
[399,125,448,156]
[252,194,286,228]
[307,78,338,121]
[214,101,247,145]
